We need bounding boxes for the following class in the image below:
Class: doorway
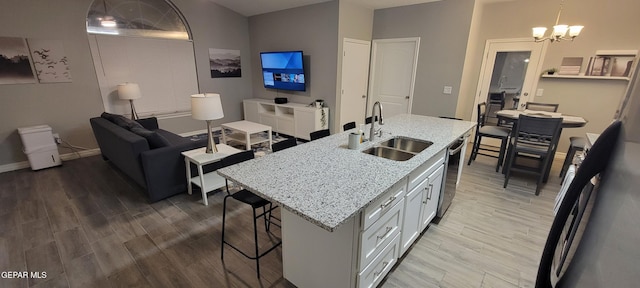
[471,39,548,124]
[339,38,371,129]
[368,38,420,118]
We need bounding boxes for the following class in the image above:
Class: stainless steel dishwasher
[437,138,464,218]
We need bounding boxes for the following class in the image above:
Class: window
[87,0,198,117]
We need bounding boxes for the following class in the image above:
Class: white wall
[249,1,340,130]
[372,0,475,118]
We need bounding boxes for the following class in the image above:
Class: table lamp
[191,93,224,153]
[118,83,142,120]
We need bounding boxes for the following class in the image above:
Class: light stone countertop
[217,114,476,231]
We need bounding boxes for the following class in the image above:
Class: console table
[243,98,328,140]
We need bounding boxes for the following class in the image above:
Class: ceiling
[207,0,444,17]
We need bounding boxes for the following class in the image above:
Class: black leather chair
[343,121,356,131]
[525,102,559,112]
[220,150,281,278]
[560,136,586,179]
[272,137,297,152]
[503,114,563,195]
[468,102,511,172]
[310,129,330,141]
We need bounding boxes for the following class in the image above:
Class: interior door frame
[471,38,548,122]
[368,37,420,115]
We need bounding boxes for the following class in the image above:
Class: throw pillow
[102,112,143,130]
[130,127,171,149]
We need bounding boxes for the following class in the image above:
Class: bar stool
[220,150,281,278]
[560,137,586,179]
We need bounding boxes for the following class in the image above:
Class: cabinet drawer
[362,179,406,230]
[360,199,403,270]
[408,150,445,191]
[358,233,400,288]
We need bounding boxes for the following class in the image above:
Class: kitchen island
[218,114,475,287]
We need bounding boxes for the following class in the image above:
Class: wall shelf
[541,74,630,81]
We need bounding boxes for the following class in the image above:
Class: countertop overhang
[217,114,476,231]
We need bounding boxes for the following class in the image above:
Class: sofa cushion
[130,127,171,149]
[101,112,143,130]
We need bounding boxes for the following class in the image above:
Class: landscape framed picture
[0,36,36,84]
[209,48,241,78]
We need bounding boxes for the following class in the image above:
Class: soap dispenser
[359,124,365,143]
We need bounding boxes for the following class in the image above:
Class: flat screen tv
[260,51,305,91]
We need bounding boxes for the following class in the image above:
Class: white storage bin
[18,125,62,170]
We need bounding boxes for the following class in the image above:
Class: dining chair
[272,137,297,152]
[343,121,356,131]
[525,102,559,112]
[559,136,586,179]
[468,102,511,172]
[220,150,281,278]
[486,92,506,125]
[503,114,563,195]
[309,129,330,140]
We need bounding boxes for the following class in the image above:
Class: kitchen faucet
[369,101,384,141]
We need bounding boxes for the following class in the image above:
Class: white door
[471,39,548,123]
[340,38,371,129]
[368,38,420,118]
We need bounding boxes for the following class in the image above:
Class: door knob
[523,92,529,96]
[405,96,410,100]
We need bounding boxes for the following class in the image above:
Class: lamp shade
[532,27,547,39]
[191,93,224,120]
[568,25,584,37]
[118,83,141,100]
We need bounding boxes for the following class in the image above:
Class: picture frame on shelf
[610,56,634,77]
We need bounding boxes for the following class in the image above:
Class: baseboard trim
[0,148,101,174]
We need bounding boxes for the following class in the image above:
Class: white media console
[243,98,329,141]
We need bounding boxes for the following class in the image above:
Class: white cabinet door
[420,164,444,231]
[294,109,316,140]
[400,178,427,256]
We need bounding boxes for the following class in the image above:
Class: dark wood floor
[0,150,564,288]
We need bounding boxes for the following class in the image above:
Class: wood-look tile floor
[0,150,564,288]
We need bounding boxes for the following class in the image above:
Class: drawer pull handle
[376,226,393,240]
[381,196,396,209]
[374,261,390,277]
[426,184,433,200]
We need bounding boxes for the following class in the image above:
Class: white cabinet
[420,164,444,231]
[400,177,428,255]
[243,99,328,140]
[400,150,445,256]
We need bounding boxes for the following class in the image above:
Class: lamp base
[129,100,139,120]
[205,120,218,154]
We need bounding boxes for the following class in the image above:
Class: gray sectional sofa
[90,114,207,202]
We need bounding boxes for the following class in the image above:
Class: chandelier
[532,0,583,42]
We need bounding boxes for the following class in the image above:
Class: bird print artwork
[27,39,72,83]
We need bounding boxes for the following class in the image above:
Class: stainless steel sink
[378,136,433,154]
[362,146,415,161]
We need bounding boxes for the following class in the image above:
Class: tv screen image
[260,51,305,91]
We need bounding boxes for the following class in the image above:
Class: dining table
[496,109,588,182]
